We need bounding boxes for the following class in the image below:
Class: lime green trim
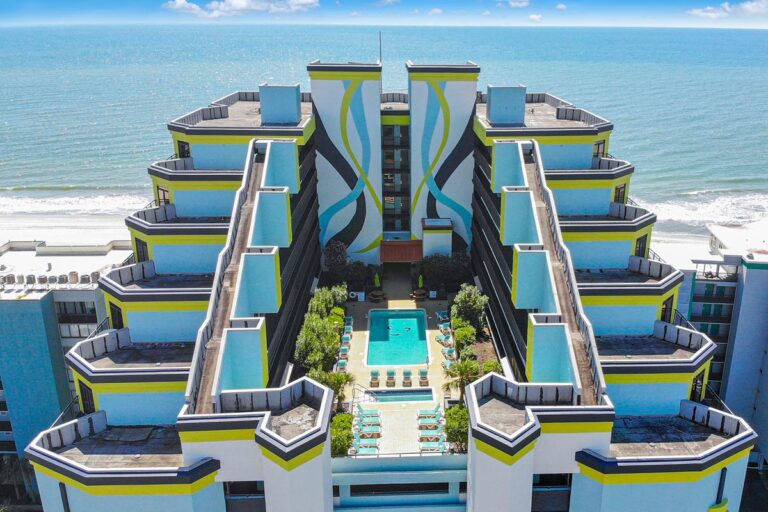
[562,225,654,242]
[260,442,325,471]
[409,72,479,82]
[179,429,255,443]
[709,498,728,511]
[309,71,381,80]
[355,234,383,254]
[474,438,536,466]
[381,115,410,126]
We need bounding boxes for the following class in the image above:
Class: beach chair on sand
[442,347,457,360]
[419,369,429,387]
[370,370,380,387]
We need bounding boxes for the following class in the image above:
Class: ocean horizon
[1,24,767,243]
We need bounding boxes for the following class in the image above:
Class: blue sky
[1,0,767,28]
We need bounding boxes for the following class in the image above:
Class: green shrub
[459,345,476,361]
[308,369,355,412]
[451,316,470,330]
[482,360,503,375]
[329,284,348,307]
[324,240,350,282]
[421,253,472,291]
[309,288,335,317]
[451,284,488,331]
[330,306,345,317]
[294,313,340,370]
[453,326,476,353]
[345,261,372,290]
[330,413,354,456]
[444,405,469,452]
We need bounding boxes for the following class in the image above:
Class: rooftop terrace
[267,402,319,442]
[476,394,528,436]
[123,273,214,290]
[575,268,661,285]
[87,342,195,369]
[596,335,695,360]
[609,415,731,457]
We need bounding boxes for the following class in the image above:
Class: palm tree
[442,359,480,403]
[308,369,356,412]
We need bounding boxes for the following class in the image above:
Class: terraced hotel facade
[26,61,759,512]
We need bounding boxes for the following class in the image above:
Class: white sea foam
[0,193,150,216]
[639,192,768,228]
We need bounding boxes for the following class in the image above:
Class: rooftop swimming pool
[367,389,434,402]
[367,309,428,366]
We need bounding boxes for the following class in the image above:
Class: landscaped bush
[329,284,348,307]
[294,313,340,371]
[482,360,503,375]
[451,284,488,331]
[420,253,472,292]
[308,368,355,412]
[308,287,335,317]
[451,316,471,330]
[345,261,372,290]
[444,405,469,453]
[460,346,476,361]
[453,325,476,353]
[330,413,354,456]
[324,240,350,283]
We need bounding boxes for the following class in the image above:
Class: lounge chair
[419,427,444,442]
[436,310,449,321]
[436,334,453,347]
[354,432,378,447]
[344,316,354,326]
[352,441,378,455]
[402,369,412,387]
[386,369,396,387]
[419,368,429,387]
[418,412,443,429]
[354,423,382,437]
[339,346,349,360]
[441,360,454,370]
[442,347,457,360]
[418,404,440,418]
[420,440,448,453]
[356,404,379,418]
[438,322,451,333]
[370,370,380,388]
[337,360,347,372]
[344,325,353,334]
[341,334,351,345]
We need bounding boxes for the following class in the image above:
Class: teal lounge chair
[344,325,353,334]
[441,360,454,370]
[436,334,453,347]
[356,404,380,418]
[370,370,380,388]
[419,368,429,387]
[438,322,451,332]
[418,412,443,428]
[352,441,378,455]
[344,316,353,326]
[420,440,447,453]
[341,334,351,345]
[354,432,378,447]
[402,369,412,387]
[419,427,444,442]
[436,310,449,320]
[354,423,382,437]
[339,346,349,359]
[418,404,440,418]
[337,360,347,372]
[386,369,396,387]
[442,347,456,359]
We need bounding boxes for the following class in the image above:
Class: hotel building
[25,61,757,512]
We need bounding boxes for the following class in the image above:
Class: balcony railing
[673,309,695,330]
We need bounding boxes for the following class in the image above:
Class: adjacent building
[24,62,758,512]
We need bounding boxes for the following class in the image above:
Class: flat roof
[124,273,214,290]
[88,343,195,369]
[269,403,319,441]
[575,268,660,285]
[476,102,589,129]
[609,415,732,457]
[596,335,696,360]
[54,426,184,469]
[476,394,527,436]
[192,100,313,130]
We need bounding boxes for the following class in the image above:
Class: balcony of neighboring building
[167,87,313,136]
[126,202,230,237]
[98,260,213,303]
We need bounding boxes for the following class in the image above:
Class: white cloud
[528,13,543,22]
[508,1,529,7]
[374,0,400,6]
[556,3,567,10]
[481,10,491,15]
[350,10,359,15]
[688,0,768,19]
[428,7,443,15]
[163,0,320,18]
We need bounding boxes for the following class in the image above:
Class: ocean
[1,25,767,243]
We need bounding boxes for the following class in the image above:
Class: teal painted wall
[190,143,248,170]
[174,189,237,218]
[220,329,267,391]
[250,192,291,247]
[487,86,526,126]
[539,144,593,170]
[0,294,70,457]
[263,141,299,192]
[584,305,658,335]
[607,382,690,415]
[259,85,301,126]
[515,251,558,314]
[98,391,184,425]
[493,142,526,192]
[567,240,633,269]
[152,244,223,274]
[502,192,540,246]
[530,323,575,383]
[126,310,206,342]
[551,187,612,215]
[233,253,280,317]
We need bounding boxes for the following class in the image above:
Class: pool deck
[343,266,452,455]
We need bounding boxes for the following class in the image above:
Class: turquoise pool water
[367,309,428,366]
[368,389,434,403]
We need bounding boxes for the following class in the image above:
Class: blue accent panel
[220,329,266,390]
[539,144,593,169]
[502,192,540,246]
[515,251,558,314]
[190,143,248,169]
[233,253,279,317]
[567,240,633,269]
[349,84,371,181]
[493,143,525,191]
[174,189,237,218]
[608,382,690,415]
[530,323,575,383]
[551,187,612,215]
[251,192,290,247]
[0,294,69,457]
[584,305,658,335]
[258,84,301,125]
[487,85,526,126]
[152,244,222,274]
[98,392,184,425]
[126,310,206,342]
[421,83,440,179]
[263,141,298,192]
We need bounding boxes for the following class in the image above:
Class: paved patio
[343,264,452,454]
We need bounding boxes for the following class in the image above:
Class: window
[716,468,727,505]
[157,186,170,205]
[0,441,16,452]
[0,401,7,413]
[177,140,191,158]
[109,303,124,329]
[613,184,626,203]
[593,140,606,157]
[59,483,71,512]
[333,485,340,498]
[350,483,449,496]
[0,421,11,432]
[660,296,674,323]
[634,234,648,258]
[224,481,265,496]
[79,381,96,414]
[690,370,705,401]
[459,482,468,493]
[55,301,97,324]
[135,238,150,263]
